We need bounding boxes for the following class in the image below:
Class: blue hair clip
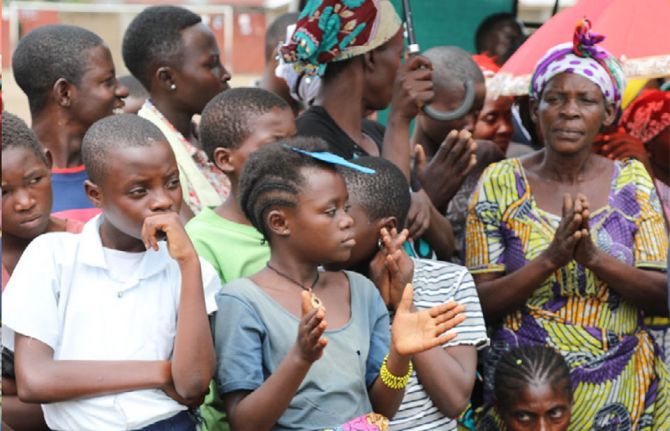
[283,145,376,174]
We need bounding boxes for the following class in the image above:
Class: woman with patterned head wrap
[466,20,669,430]
[283,0,457,261]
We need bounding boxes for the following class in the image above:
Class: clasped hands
[545,193,601,269]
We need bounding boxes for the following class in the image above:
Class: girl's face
[172,22,231,115]
[500,381,572,431]
[473,96,514,154]
[284,167,356,264]
[2,147,53,240]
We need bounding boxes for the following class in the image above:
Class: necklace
[266,263,323,309]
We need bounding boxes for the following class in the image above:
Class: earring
[377,238,386,252]
[169,83,177,91]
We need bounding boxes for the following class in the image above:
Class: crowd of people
[1,1,669,430]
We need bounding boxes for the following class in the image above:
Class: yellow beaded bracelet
[379,353,413,390]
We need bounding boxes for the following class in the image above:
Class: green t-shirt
[186,207,270,431]
[186,207,270,284]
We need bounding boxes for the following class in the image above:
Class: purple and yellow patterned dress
[466,157,669,430]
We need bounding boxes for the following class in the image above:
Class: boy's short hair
[238,137,332,241]
[12,25,104,115]
[118,74,149,99]
[424,46,484,93]
[122,6,202,89]
[265,12,299,62]
[1,112,49,166]
[82,114,167,184]
[341,157,411,230]
[475,12,522,54]
[200,87,290,161]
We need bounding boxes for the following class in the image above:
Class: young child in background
[11,25,128,222]
[186,87,296,430]
[123,5,232,218]
[187,87,296,283]
[484,346,572,431]
[2,114,219,430]
[213,138,465,430]
[258,12,302,117]
[118,75,149,115]
[471,54,514,156]
[326,156,487,430]
[2,111,84,430]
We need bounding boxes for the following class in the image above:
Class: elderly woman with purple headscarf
[466,20,669,430]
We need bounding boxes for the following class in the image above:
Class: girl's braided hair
[494,346,572,412]
[238,136,335,242]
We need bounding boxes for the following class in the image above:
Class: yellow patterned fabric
[466,158,669,430]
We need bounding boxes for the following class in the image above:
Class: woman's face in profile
[532,73,615,155]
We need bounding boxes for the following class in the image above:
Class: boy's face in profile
[88,139,182,246]
[221,107,296,178]
[328,198,380,270]
[2,147,53,239]
[70,45,128,129]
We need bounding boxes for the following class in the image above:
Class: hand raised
[141,213,197,264]
[293,291,328,364]
[390,55,435,121]
[406,190,433,239]
[418,129,478,211]
[391,284,466,356]
[594,130,651,172]
[370,228,414,309]
[380,228,414,310]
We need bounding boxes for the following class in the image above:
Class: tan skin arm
[142,213,216,400]
[582,252,667,315]
[2,377,49,431]
[14,335,171,403]
[223,295,328,431]
[367,346,413,418]
[224,288,464,429]
[223,351,314,431]
[414,345,477,418]
[372,227,471,417]
[370,286,466,419]
[423,201,456,261]
[473,257,557,322]
[383,55,435,181]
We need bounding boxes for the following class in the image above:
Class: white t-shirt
[389,258,489,431]
[2,215,220,430]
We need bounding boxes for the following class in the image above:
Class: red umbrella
[489,0,670,96]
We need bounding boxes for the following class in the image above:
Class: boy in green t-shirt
[185,87,296,430]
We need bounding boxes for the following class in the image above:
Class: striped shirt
[390,259,488,431]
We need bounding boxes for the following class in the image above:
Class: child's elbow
[437,395,470,419]
[174,373,212,401]
[16,373,47,403]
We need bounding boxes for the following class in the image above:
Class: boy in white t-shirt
[2,114,220,431]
